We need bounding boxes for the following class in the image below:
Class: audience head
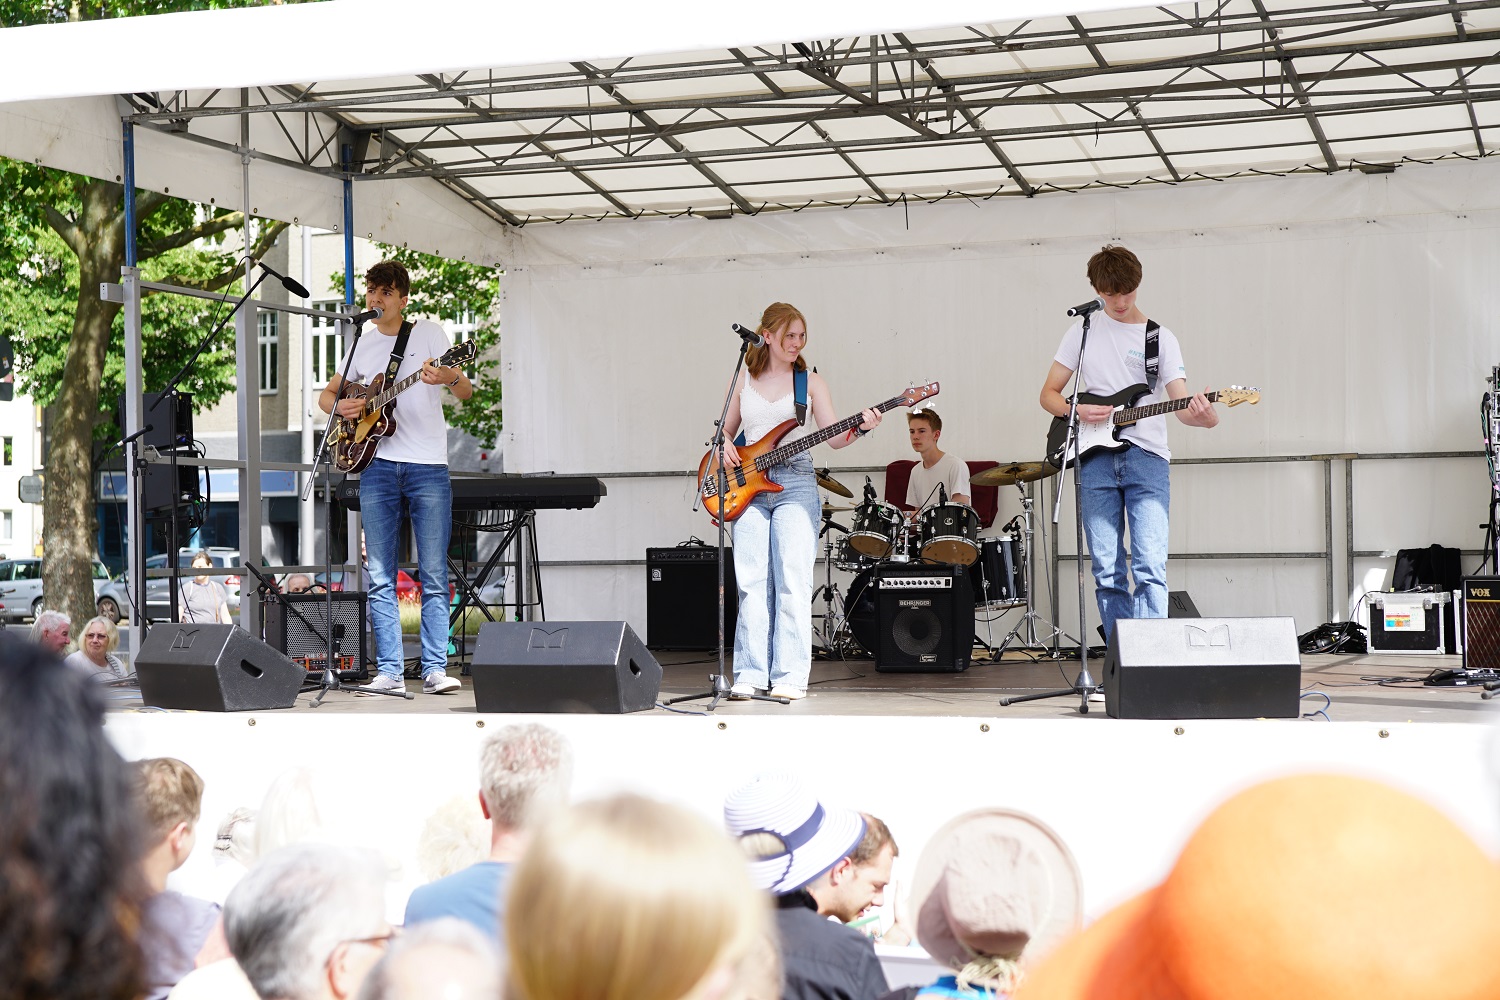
[214,807,259,868]
[812,811,899,923]
[30,608,71,653]
[910,808,1082,994]
[0,632,144,1000]
[723,771,866,898]
[1016,774,1500,1000]
[416,795,490,882]
[81,615,120,660]
[256,766,330,858]
[286,574,313,594]
[478,722,573,836]
[508,793,768,1000]
[191,550,213,571]
[357,918,502,1000]
[225,842,391,1000]
[132,756,205,862]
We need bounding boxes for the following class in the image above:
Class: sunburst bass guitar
[1044,383,1260,469]
[698,382,939,523]
[330,341,477,474]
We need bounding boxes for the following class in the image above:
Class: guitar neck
[367,368,427,413]
[1115,390,1221,424]
[753,394,908,471]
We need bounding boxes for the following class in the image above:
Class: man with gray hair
[403,722,572,938]
[356,918,501,1000]
[225,843,392,1000]
[30,608,71,655]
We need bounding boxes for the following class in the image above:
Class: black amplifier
[646,546,737,650]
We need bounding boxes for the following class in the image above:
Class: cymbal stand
[994,481,1077,657]
[812,504,852,657]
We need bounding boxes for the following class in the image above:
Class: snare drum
[918,502,980,566]
[848,500,905,558]
[835,536,875,573]
[968,533,1027,608]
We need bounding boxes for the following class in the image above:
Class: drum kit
[811,461,1064,659]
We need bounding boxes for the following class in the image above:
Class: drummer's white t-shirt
[907,452,969,509]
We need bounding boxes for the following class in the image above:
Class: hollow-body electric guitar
[330,341,477,474]
[698,382,939,523]
[1044,383,1260,469]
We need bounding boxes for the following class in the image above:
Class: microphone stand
[669,328,788,710]
[303,314,411,706]
[1001,306,1099,713]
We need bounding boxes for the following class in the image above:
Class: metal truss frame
[121,0,1500,226]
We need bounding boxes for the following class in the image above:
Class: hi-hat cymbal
[820,502,857,513]
[816,468,854,499]
[970,461,1058,487]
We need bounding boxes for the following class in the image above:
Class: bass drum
[843,566,881,657]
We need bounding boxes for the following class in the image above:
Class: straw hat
[1016,773,1500,1000]
[723,773,866,895]
[909,808,1083,977]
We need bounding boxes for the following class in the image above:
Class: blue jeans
[1078,445,1170,642]
[731,454,819,690]
[359,459,452,679]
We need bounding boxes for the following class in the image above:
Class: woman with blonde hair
[715,301,882,700]
[65,615,127,678]
[507,794,771,1000]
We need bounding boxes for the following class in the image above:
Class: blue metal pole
[123,120,137,268]
[341,143,355,303]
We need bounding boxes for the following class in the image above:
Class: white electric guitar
[1045,383,1260,469]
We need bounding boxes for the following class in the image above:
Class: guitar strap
[1144,320,1160,394]
[383,320,414,387]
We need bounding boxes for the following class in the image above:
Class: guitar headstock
[900,382,940,407]
[442,341,479,368]
[1219,385,1261,407]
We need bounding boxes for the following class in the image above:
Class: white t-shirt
[338,318,453,465]
[1053,314,1186,460]
[907,451,970,509]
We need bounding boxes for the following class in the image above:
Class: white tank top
[739,380,802,445]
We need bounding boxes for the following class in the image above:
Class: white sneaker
[728,682,756,700]
[360,673,405,694]
[423,671,461,695]
[768,685,806,701]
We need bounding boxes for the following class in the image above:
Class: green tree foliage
[334,246,503,448]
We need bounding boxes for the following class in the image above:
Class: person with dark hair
[179,551,232,625]
[1039,245,1218,643]
[717,301,883,701]
[318,259,473,696]
[0,633,145,1000]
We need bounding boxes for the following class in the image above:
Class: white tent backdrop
[502,157,1498,638]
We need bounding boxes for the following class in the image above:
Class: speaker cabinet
[136,624,304,712]
[871,564,975,673]
[470,621,662,713]
[264,592,369,681]
[1103,617,1301,719]
[646,547,737,650]
[1465,577,1500,671]
[143,461,202,516]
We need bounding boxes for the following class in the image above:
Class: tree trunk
[42,179,123,634]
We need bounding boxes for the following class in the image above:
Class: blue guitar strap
[1144,320,1160,393]
[733,367,808,447]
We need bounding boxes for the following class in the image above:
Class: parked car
[98,548,243,622]
[0,557,116,624]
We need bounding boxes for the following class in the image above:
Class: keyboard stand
[448,507,544,675]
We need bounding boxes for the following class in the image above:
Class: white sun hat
[723,772,866,896]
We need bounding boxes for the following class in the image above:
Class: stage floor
[108,646,1497,723]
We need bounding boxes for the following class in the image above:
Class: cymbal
[970,461,1058,487]
[816,468,854,499]
[820,502,857,513]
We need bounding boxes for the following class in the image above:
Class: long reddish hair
[746,302,810,378]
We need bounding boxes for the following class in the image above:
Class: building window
[258,312,279,395]
[447,312,478,379]
[311,301,343,385]
[1,437,11,466]
[1,512,11,542]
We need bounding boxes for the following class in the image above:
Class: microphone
[1067,297,1104,317]
[348,306,384,326]
[253,259,312,299]
[863,476,876,502]
[939,482,948,506]
[119,424,153,447]
[731,322,765,347]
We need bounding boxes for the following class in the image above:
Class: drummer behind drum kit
[811,460,1063,664]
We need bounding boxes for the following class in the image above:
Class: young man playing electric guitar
[319,260,473,694]
[1039,245,1218,644]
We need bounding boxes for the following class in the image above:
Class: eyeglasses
[340,927,400,950]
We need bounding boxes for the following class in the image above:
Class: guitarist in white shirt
[1039,245,1218,644]
[318,260,473,695]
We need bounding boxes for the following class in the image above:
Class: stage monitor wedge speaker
[1103,616,1301,719]
[264,592,369,681]
[871,564,975,673]
[470,621,662,713]
[1465,577,1500,672]
[136,624,304,712]
[646,546,737,650]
